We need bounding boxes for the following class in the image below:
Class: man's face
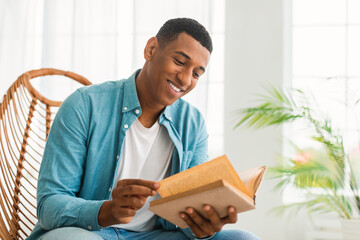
[144,32,210,108]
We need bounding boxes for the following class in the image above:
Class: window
[286,0,360,202]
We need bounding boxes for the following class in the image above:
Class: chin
[164,99,178,107]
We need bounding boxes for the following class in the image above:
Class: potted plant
[234,87,360,239]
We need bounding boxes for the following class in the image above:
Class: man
[27,18,260,240]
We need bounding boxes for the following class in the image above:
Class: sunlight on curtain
[0,0,225,158]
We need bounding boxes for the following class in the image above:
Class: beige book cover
[149,155,266,228]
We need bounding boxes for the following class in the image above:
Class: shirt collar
[122,69,141,113]
[161,105,174,123]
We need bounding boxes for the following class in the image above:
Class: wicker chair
[0,69,92,240]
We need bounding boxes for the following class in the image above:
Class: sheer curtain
[0,0,225,157]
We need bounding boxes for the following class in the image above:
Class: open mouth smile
[167,80,184,93]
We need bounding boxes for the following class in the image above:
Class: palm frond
[234,98,302,129]
[235,86,360,219]
[269,160,343,190]
[271,193,352,219]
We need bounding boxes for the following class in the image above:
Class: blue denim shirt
[27,70,209,239]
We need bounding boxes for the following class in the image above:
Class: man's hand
[180,205,237,238]
[98,179,159,227]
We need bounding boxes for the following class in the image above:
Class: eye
[193,71,200,79]
[174,58,184,66]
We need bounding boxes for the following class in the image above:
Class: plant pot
[341,219,360,240]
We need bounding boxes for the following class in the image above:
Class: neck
[137,111,160,128]
[135,69,164,128]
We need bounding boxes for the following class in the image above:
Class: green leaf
[235,86,360,219]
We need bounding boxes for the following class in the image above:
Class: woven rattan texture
[0,69,91,240]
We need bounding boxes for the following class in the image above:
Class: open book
[149,155,266,228]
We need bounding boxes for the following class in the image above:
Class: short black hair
[156,18,213,53]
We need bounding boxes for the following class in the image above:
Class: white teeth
[168,81,181,92]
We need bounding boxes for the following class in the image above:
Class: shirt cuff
[79,199,106,231]
[191,231,216,240]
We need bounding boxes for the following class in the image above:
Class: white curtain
[0,0,225,157]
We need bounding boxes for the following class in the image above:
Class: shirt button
[124,124,129,129]
[116,155,120,160]
[123,107,128,111]
[88,225,92,230]
[169,117,172,121]
[135,109,140,114]
[109,187,112,192]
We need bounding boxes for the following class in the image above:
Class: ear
[144,37,159,61]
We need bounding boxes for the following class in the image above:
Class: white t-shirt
[111,118,174,231]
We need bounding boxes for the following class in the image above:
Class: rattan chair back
[0,69,92,240]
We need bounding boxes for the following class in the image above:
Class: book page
[158,155,252,198]
[239,166,266,197]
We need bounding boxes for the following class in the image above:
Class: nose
[176,70,192,88]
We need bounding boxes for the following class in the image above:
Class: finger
[138,195,148,201]
[115,185,157,197]
[112,207,136,220]
[221,206,237,224]
[119,197,146,209]
[117,179,159,190]
[179,212,207,238]
[185,207,215,236]
[203,205,223,232]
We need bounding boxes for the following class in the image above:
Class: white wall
[224,0,305,239]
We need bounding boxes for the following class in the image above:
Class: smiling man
[27,18,261,240]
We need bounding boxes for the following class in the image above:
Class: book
[148,155,266,228]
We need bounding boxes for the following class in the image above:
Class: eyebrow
[175,51,206,73]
